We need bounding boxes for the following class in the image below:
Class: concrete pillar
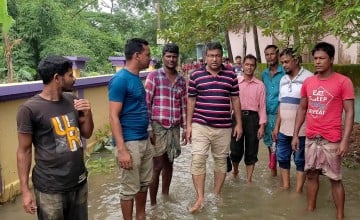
[108,56,126,72]
[64,56,90,78]
[147,58,157,71]
[196,43,205,61]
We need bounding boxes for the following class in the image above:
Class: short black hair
[124,38,149,60]
[264,44,279,53]
[243,54,257,65]
[312,42,335,58]
[235,55,242,60]
[205,42,223,55]
[162,43,179,55]
[280,48,302,64]
[37,55,72,84]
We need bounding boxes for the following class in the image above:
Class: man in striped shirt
[186,42,243,213]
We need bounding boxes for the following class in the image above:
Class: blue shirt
[261,65,285,115]
[108,68,149,141]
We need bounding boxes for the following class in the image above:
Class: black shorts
[230,110,260,165]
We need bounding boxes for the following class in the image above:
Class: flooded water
[1,143,359,220]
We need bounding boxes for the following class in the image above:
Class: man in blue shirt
[261,44,285,177]
[109,38,152,220]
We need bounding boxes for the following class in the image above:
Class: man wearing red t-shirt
[292,42,354,220]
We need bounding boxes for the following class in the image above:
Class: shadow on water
[1,143,360,220]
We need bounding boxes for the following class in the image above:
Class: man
[292,42,354,219]
[17,55,94,220]
[261,44,285,176]
[233,55,243,76]
[272,48,313,192]
[145,43,187,205]
[230,54,266,183]
[108,38,153,220]
[223,57,233,70]
[186,42,242,213]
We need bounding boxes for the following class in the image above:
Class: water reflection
[1,144,360,220]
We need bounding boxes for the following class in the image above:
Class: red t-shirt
[301,73,355,142]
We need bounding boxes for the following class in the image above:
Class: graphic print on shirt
[51,112,82,153]
[308,86,333,118]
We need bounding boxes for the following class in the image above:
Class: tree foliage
[161,0,360,58]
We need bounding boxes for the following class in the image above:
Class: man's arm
[109,101,132,169]
[74,99,94,138]
[338,99,354,156]
[17,133,37,214]
[231,95,243,140]
[272,107,281,141]
[291,97,308,150]
[186,97,196,143]
[180,83,187,144]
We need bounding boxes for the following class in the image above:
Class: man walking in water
[261,44,285,176]
[230,54,266,183]
[145,43,187,205]
[292,42,354,219]
[109,38,153,220]
[272,48,313,192]
[187,42,242,213]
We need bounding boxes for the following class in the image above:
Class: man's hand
[117,149,133,170]
[186,125,192,144]
[233,124,243,141]
[74,99,91,115]
[257,126,265,140]
[181,129,187,145]
[22,190,37,215]
[149,131,156,145]
[291,136,299,151]
[271,128,278,142]
[337,141,349,157]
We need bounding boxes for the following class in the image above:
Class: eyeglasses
[206,54,222,59]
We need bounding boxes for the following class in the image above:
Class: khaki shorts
[118,139,153,200]
[152,121,180,158]
[305,137,342,180]
[191,123,231,158]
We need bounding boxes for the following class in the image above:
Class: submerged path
[1,143,360,219]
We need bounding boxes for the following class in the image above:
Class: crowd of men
[16,39,354,220]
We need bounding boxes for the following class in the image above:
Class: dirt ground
[345,122,360,167]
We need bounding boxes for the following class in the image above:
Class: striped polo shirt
[278,67,313,136]
[188,67,239,128]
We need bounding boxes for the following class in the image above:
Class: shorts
[305,136,342,180]
[276,132,305,171]
[118,139,153,200]
[263,113,277,147]
[152,121,180,159]
[191,123,231,173]
[35,182,88,220]
[230,110,259,165]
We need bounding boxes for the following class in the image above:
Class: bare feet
[279,186,290,191]
[189,200,203,213]
[232,170,239,177]
[270,168,277,177]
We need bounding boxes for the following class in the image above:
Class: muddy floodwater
[1,143,360,220]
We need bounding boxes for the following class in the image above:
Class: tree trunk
[4,35,14,83]
[242,23,247,59]
[252,24,261,63]
[224,30,233,62]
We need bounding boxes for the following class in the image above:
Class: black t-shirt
[17,92,87,193]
